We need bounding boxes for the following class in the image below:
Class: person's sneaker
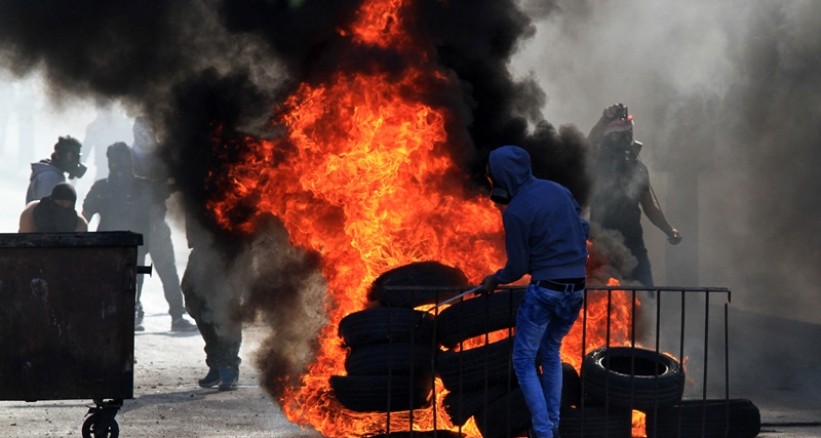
[171,317,197,332]
[135,321,145,332]
[198,368,220,388]
[218,366,239,391]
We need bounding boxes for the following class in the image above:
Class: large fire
[208,0,641,436]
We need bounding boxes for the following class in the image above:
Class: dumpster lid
[0,231,143,248]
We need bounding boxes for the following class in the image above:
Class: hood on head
[30,161,59,177]
[488,145,533,196]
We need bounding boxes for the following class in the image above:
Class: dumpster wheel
[82,399,122,438]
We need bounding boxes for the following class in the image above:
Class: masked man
[588,104,681,287]
[477,145,589,438]
[19,182,88,233]
[26,136,87,204]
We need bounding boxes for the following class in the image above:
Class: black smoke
[1,0,586,400]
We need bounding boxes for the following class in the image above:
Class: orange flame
[208,0,642,436]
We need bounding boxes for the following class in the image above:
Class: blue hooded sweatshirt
[488,145,589,283]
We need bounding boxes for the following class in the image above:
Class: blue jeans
[512,283,584,438]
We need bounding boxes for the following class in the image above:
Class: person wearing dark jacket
[181,213,243,391]
[477,145,589,438]
[26,136,86,204]
[83,142,195,332]
[19,182,88,233]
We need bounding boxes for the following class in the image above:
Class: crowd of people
[18,117,242,391]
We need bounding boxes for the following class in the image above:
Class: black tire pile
[333,262,468,417]
[330,262,760,438]
[581,346,760,438]
[433,285,630,438]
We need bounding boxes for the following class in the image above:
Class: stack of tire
[331,262,469,417]
[434,288,601,437]
[581,346,760,438]
[434,288,523,433]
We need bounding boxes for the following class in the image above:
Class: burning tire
[558,405,633,438]
[645,398,761,438]
[561,362,582,409]
[345,343,434,376]
[435,288,524,348]
[442,362,581,427]
[443,384,513,426]
[365,432,465,438]
[471,388,531,438]
[330,374,433,413]
[473,387,634,438]
[368,261,470,308]
[436,338,516,392]
[338,307,435,348]
[582,346,684,411]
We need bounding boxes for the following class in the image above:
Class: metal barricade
[363,284,733,438]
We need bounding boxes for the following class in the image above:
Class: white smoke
[512,0,821,323]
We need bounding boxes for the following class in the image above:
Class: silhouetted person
[182,214,243,391]
[82,142,195,332]
[26,136,86,204]
[82,106,133,180]
[588,104,681,286]
[19,182,88,233]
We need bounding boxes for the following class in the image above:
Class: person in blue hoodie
[476,145,589,438]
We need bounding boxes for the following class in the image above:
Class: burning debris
[3,0,776,437]
[0,0,593,435]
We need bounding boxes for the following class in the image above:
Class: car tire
[338,307,435,348]
[582,346,685,411]
[367,262,470,308]
[435,289,524,348]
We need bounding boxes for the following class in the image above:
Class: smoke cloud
[4,0,818,412]
[512,0,821,400]
[1,0,588,397]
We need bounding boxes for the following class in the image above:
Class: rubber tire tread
[436,338,516,392]
[582,346,684,411]
[345,342,434,376]
[559,404,634,438]
[368,262,469,308]
[645,398,761,438]
[442,384,513,426]
[472,388,531,438]
[365,432,464,438]
[338,307,435,348]
[435,289,524,348]
[330,374,433,413]
[561,362,582,409]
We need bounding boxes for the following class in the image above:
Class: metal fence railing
[348,284,733,437]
